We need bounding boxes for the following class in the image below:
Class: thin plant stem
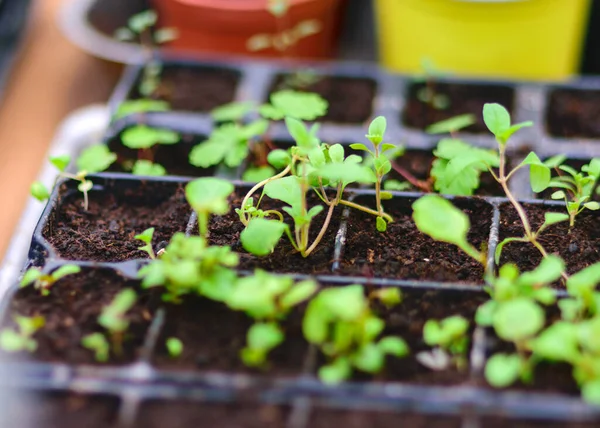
[339,200,393,223]
[240,164,292,226]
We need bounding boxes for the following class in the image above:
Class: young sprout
[135,228,156,259]
[166,337,183,358]
[30,144,117,210]
[259,90,328,121]
[237,117,390,257]
[131,160,166,177]
[20,265,81,296]
[557,262,600,322]
[546,158,600,227]
[97,288,137,357]
[303,285,408,384]
[0,315,45,353]
[81,333,110,362]
[418,315,469,371]
[138,233,239,303]
[225,270,317,367]
[114,99,170,121]
[185,178,234,238]
[121,125,178,174]
[415,58,450,110]
[114,10,178,97]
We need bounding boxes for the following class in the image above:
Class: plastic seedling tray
[3,55,600,427]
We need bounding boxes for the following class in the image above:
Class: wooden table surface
[0,0,122,261]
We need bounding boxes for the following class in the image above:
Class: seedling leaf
[241,219,287,256]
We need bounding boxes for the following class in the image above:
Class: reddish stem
[391,161,432,192]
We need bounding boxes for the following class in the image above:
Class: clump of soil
[402,82,515,133]
[44,181,190,262]
[498,203,600,281]
[338,196,492,283]
[269,74,377,124]
[0,269,156,365]
[546,88,600,138]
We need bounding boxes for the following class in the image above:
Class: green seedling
[425,114,476,136]
[237,117,387,257]
[114,99,170,120]
[260,90,328,121]
[545,158,600,227]
[20,265,81,296]
[132,160,166,177]
[303,285,408,384]
[166,337,183,358]
[557,262,600,322]
[121,125,178,171]
[185,178,234,237]
[96,288,137,357]
[114,10,178,97]
[0,315,45,353]
[135,227,156,259]
[225,270,317,367]
[418,315,469,371]
[81,333,110,362]
[415,58,450,110]
[138,233,239,303]
[30,145,116,210]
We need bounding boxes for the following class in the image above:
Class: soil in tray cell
[43,180,190,262]
[134,400,290,428]
[0,268,155,365]
[269,73,377,124]
[480,416,598,428]
[546,88,600,138]
[384,149,505,197]
[498,202,600,281]
[207,190,341,275]
[402,82,515,134]
[309,408,462,428]
[152,296,308,375]
[0,391,120,428]
[337,195,492,283]
[88,0,146,37]
[130,65,240,112]
[107,132,216,177]
[332,288,487,386]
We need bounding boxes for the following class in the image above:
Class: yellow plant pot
[374,0,591,80]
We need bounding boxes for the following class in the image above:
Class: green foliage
[241,323,284,367]
[30,181,50,202]
[81,333,110,362]
[99,289,137,334]
[77,144,117,174]
[185,178,234,237]
[0,315,45,353]
[483,103,533,145]
[211,101,255,122]
[419,315,469,371]
[114,99,170,120]
[425,114,476,135]
[132,160,166,176]
[189,121,268,168]
[303,285,408,384]
[121,125,179,149]
[135,227,156,259]
[20,265,81,296]
[166,337,183,358]
[259,90,328,121]
[412,195,485,264]
[430,138,499,196]
[240,218,288,256]
[242,166,276,183]
[138,233,239,303]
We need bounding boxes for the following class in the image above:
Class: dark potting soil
[402,82,515,134]
[498,203,600,280]
[0,391,120,428]
[87,0,146,38]
[43,180,190,262]
[152,297,308,375]
[134,401,290,428]
[309,408,462,428]
[107,132,217,177]
[337,196,492,283]
[546,88,600,138]
[360,289,487,385]
[269,73,377,124]
[0,269,155,365]
[480,416,599,428]
[131,65,240,112]
[207,191,341,275]
[385,149,505,197]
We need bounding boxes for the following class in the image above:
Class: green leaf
[542,212,570,227]
[493,299,544,342]
[51,265,81,281]
[50,155,70,172]
[383,180,411,191]
[132,160,166,176]
[349,143,371,153]
[240,219,287,256]
[483,103,511,137]
[189,139,229,168]
[122,126,179,149]
[267,149,292,169]
[242,166,276,182]
[520,152,550,192]
[30,181,50,202]
[377,336,409,357]
[475,300,497,326]
[185,178,234,215]
[425,114,475,134]
[352,343,385,373]
[166,337,183,358]
[20,268,42,287]
[494,237,527,264]
[128,10,157,32]
[261,90,328,121]
[376,216,387,232]
[485,353,522,388]
[585,201,600,210]
[134,227,154,245]
[280,279,318,309]
[153,27,178,44]
[530,321,578,362]
[247,322,284,352]
[544,154,567,168]
[366,116,386,145]
[582,380,600,405]
[498,122,533,143]
[81,333,109,362]
[264,176,302,207]
[114,99,170,120]
[566,262,600,297]
[412,195,482,262]
[319,357,352,384]
[76,144,117,174]
[518,255,564,287]
[317,162,376,186]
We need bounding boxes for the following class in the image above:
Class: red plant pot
[152,0,345,59]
